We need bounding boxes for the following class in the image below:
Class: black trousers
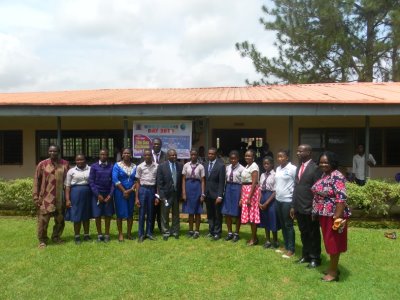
[151,204,162,233]
[205,196,222,236]
[296,212,321,261]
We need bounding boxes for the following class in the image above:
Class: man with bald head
[291,144,322,268]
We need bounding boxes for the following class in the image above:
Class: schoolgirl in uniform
[65,154,92,244]
[258,156,280,249]
[182,149,205,239]
[221,150,244,242]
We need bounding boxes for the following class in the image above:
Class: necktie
[229,165,236,182]
[298,163,305,180]
[156,153,160,164]
[262,172,270,191]
[208,162,213,174]
[171,163,177,188]
[191,164,197,178]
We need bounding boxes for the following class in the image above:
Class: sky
[0,0,276,92]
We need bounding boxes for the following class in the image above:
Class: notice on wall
[133,120,192,159]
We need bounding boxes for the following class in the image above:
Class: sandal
[38,242,46,249]
[247,238,259,246]
[384,232,397,239]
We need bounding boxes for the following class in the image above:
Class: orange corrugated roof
[0,82,399,106]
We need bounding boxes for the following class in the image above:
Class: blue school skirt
[182,179,203,214]
[91,193,115,218]
[259,190,280,232]
[65,185,92,222]
[221,182,241,217]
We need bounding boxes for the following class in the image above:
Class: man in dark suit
[291,144,322,268]
[150,138,166,233]
[204,147,226,240]
[156,149,182,240]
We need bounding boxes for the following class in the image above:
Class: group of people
[33,139,351,282]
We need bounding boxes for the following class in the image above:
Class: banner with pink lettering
[133,120,192,159]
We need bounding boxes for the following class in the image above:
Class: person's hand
[34,197,41,208]
[182,192,186,201]
[215,197,222,205]
[200,195,205,203]
[154,198,160,206]
[135,199,140,207]
[246,198,251,207]
[123,190,130,199]
[259,202,265,210]
[97,195,105,203]
[66,199,72,208]
[289,208,295,220]
[104,195,111,203]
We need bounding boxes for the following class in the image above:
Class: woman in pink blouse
[311,151,350,282]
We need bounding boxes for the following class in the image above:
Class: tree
[236,0,400,84]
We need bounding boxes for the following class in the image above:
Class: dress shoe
[83,235,91,242]
[296,257,311,264]
[263,241,272,249]
[192,231,200,239]
[138,236,145,243]
[163,235,169,241]
[173,234,179,240]
[213,234,221,241]
[307,260,320,268]
[186,231,194,238]
[104,235,110,243]
[225,233,234,241]
[232,234,240,242]
[146,235,157,241]
[97,235,104,242]
[74,236,81,245]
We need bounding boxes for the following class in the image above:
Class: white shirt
[275,162,297,202]
[65,165,91,186]
[353,153,376,180]
[226,163,245,184]
[240,162,259,183]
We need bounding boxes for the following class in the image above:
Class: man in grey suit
[156,149,183,240]
[204,147,226,240]
[291,144,322,268]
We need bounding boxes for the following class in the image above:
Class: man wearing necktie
[291,144,322,268]
[149,138,167,233]
[204,147,226,240]
[156,149,183,240]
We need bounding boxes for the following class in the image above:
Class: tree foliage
[236,0,400,84]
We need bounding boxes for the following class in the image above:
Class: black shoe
[213,234,221,241]
[307,260,321,268]
[173,234,179,240]
[163,235,169,241]
[263,241,272,249]
[296,257,311,264]
[186,231,194,238]
[97,235,104,242]
[126,235,135,240]
[146,235,157,241]
[104,235,110,243]
[272,241,279,249]
[138,236,145,243]
[225,233,234,241]
[193,231,200,239]
[83,235,91,242]
[74,236,81,245]
[232,234,240,243]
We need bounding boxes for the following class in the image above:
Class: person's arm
[112,165,128,198]
[351,155,356,180]
[33,163,42,207]
[156,165,166,200]
[182,174,187,201]
[332,174,347,219]
[246,170,259,206]
[65,185,72,208]
[134,181,140,207]
[262,192,276,210]
[200,176,205,203]
[368,154,376,167]
[216,164,226,204]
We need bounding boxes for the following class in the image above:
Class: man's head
[356,144,365,155]
[208,147,217,162]
[152,138,162,154]
[297,144,312,163]
[167,149,177,163]
[48,145,60,161]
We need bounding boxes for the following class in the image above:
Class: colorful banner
[133,120,192,159]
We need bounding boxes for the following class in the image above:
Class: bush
[0,178,35,215]
[347,179,400,216]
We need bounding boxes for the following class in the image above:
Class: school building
[0,82,399,180]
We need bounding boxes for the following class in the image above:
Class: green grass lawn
[0,217,399,300]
